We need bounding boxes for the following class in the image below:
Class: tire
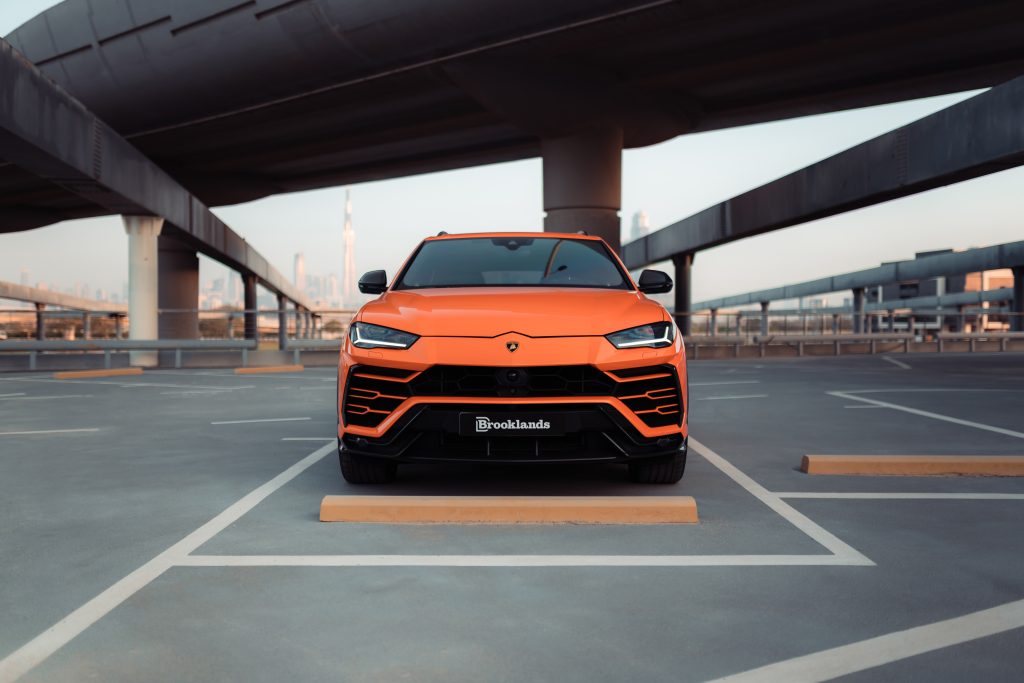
[339,447,397,484]
[628,448,687,484]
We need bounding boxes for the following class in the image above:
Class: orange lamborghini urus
[337,232,688,484]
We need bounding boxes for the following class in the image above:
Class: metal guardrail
[0,339,257,370]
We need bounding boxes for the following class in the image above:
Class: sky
[3,2,1023,306]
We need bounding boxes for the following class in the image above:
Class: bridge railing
[0,339,256,370]
[672,309,1022,337]
[0,308,356,342]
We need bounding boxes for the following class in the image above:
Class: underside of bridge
[3,0,1024,248]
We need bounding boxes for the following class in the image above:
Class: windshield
[394,237,631,290]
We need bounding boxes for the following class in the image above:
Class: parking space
[1,354,1023,681]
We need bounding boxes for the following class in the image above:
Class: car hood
[358,287,667,337]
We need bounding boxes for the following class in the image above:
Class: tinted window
[395,237,630,290]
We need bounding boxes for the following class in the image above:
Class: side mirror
[358,270,387,295]
[638,269,673,294]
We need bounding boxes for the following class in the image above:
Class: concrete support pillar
[243,274,258,340]
[760,301,770,336]
[1013,266,1024,332]
[277,295,288,350]
[852,287,865,334]
[305,311,313,339]
[82,312,91,340]
[114,314,124,340]
[888,310,896,332]
[123,215,164,367]
[709,308,718,337]
[735,312,743,335]
[34,303,45,341]
[542,127,622,252]
[672,252,693,336]
[832,314,839,335]
[157,235,199,339]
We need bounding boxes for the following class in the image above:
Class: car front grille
[343,364,682,429]
[409,365,616,398]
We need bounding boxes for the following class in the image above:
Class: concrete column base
[158,236,199,340]
[244,275,258,341]
[672,253,693,336]
[123,216,165,367]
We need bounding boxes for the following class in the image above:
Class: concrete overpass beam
[542,128,622,252]
[123,216,164,367]
[243,275,258,340]
[852,287,865,334]
[672,253,693,336]
[158,236,199,339]
[1013,266,1024,332]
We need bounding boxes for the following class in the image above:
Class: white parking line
[711,597,1024,682]
[211,417,313,425]
[775,492,1024,500]
[0,395,92,401]
[0,428,100,437]
[843,405,888,409]
[281,437,335,441]
[690,380,761,387]
[829,391,1024,440]
[689,439,873,565]
[0,442,335,683]
[178,554,867,568]
[881,356,911,370]
[697,394,769,401]
[0,392,27,398]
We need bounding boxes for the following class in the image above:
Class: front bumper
[337,332,688,463]
[341,403,686,463]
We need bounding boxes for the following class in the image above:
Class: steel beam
[623,77,1024,270]
[0,38,312,311]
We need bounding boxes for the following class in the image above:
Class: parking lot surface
[1,354,1023,682]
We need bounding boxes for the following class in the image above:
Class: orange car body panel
[337,232,688,447]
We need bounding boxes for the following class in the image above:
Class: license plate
[459,413,565,436]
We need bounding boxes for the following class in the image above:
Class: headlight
[349,322,419,349]
[606,321,675,349]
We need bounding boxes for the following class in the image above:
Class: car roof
[423,231,603,242]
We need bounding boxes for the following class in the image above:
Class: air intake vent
[611,365,682,427]
[343,366,414,428]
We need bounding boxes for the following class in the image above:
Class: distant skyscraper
[328,273,339,303]
[342,188,357,307]
[294,252,306,291]
[630,210,651,242]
